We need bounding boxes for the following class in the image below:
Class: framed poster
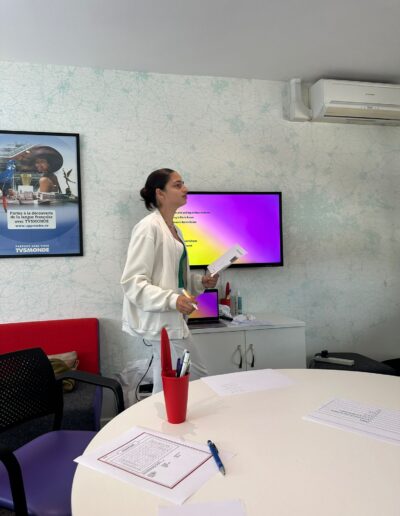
[0,130,82,257]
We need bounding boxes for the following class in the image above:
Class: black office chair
[0,348,124,516]
[308,349,397,375]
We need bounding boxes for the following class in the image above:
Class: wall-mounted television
[173,192,283,269]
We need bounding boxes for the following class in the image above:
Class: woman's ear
[155,187,164,205]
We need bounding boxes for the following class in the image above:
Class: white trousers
[145,334,208,394]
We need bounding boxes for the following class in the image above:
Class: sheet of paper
[229,318,275,326]
[207,244,247,276]
[97,432,210,489]
[75,426,233,504]
[304,398,400,445]
[202,369,294,396]
[158,499,246,516]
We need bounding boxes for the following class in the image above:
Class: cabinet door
[191,331,246,375]
[245,328,306,370]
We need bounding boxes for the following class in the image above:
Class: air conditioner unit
[309,79,400,125]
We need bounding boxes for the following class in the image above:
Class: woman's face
[157,171,188,209]
[35,158,50,173]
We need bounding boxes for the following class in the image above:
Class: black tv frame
[175,191,283,269]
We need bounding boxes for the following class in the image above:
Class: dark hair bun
[140,168,174,211]
[140,187,147,199]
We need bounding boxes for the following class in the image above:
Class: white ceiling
[1,0,400,84]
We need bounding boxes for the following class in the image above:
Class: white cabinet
[245,327,306,370]
[191,331,246,375]
[191,313,306,375]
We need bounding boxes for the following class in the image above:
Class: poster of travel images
[0,131,82,257]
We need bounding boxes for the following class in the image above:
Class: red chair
[0,318,100,373]
[0,318,114,451]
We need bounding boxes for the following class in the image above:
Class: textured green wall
[1,61,399,373]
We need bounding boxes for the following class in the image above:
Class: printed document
[158,499,246,516]
[207,244,247,276]
[202,369,294,396]
[75,426,232,504]
[304,398,400,445]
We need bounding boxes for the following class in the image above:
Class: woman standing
[121,168,218,394]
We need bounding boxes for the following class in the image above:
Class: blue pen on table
[207,440,225,475]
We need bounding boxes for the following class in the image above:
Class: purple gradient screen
[174,192,283,268]
[189,290,219,320]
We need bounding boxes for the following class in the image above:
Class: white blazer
[121,209,203,340]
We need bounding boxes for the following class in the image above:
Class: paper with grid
[75,426,232,504]
[304,398,400,445]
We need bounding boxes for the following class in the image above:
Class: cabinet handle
[234,344,243,369]
[247,343,255,368]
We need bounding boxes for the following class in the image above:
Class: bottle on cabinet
[237,290,242,315]
[220,282,231,308]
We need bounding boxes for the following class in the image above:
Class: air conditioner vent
[309,79,400,126]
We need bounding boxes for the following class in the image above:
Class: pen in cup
[179,351,190,377]
[182,289,198,310]
[176,357,182,377]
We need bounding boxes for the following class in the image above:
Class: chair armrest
[0,450,28,515]
[56,370,125,414]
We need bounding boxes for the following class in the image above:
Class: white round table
[72,369,400,515]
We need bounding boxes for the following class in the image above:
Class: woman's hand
[202,273,219,289]
[176,294,197,315]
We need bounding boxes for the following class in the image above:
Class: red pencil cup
[162,372,190,424]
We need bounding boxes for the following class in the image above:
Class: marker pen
[182,289,198,310]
